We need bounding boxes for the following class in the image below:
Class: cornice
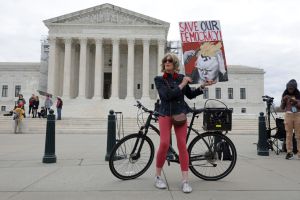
[44,3,170,29]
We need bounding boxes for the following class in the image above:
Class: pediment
[44,3,169,26]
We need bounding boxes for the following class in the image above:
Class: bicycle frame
[133,106,212,165]
[130,109,156,160]
[109,100,237,181]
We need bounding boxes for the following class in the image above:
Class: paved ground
[0,133,300,200]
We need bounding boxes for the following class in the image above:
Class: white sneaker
[154,176,167,189]
[181,181,192,193]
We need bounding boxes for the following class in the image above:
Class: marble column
[62,37,72,98]
[93,38,103,99]
[126,38,135,100]
[111,38,120,99]
[77,38,87,98]
[157,39,165,75]
[142,39,150,99]
[47,36,57,95]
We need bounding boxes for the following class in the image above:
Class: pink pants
[156,116,189,171]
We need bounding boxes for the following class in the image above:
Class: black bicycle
[109,100,237,181]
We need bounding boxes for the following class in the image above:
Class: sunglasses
[164,58,173,63]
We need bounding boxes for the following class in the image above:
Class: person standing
[154,53,214,193]
[44,95,53,116]
[28,94,35,117]
[56,96,63,120]
[13,103,25,133]
[17,94,26,118]
[280,79,300,159]
[32,96,39,118]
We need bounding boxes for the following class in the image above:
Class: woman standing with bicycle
[280,79,300,159]
[154,53,213,193]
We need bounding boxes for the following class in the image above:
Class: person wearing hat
[280,79,300,159]
[56,96,63,120]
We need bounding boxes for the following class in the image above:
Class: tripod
[262,95,285,154]
[263,96,276,138]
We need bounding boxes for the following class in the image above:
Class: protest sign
[179,20,228,84]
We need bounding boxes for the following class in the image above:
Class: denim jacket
[154,73,203,116]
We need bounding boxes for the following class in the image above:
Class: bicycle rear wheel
[109,133,155,180]
[188,132,237,181]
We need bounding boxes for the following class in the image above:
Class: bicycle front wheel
[109,134,155,180]
[188,132,237,181]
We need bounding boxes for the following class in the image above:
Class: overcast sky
[0,0,299,105]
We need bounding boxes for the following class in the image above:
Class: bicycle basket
[203,99,232,131]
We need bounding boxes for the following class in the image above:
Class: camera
[262,95,274,104]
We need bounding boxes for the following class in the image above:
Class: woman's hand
[179,76,192,89]
[289,97,297,105]
[200,80,216,89]
[182,77,192,85]
[283,95,290,102]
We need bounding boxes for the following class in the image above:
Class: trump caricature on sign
[183,41,228,84]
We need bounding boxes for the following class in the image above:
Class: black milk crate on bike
[203,108,232,131]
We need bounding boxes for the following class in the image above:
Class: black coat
[33,100,39,109]
[154,73,203,116]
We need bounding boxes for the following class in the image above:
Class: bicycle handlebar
[135,101,148,112]
[135,101,164,117]
[136,100,206,116]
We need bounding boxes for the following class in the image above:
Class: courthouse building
[0,3,265,117]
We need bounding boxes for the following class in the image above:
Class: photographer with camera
[280,79,300,159]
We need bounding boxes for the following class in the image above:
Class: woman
[56,96,63,120]
[32,96,39,118]
[28,94,35,117]
[280,79,300,159]
[154,53,213,193]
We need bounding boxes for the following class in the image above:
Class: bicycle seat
[191,108,204,114]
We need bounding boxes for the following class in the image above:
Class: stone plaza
[1,133,300,200]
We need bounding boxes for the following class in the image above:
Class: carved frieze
[54,8,161,25]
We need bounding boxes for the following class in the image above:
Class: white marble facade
[44,3,169,101]
[0,63,40,111]
[0,4,265,118]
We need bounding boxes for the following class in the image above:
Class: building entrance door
[103,73,112,99]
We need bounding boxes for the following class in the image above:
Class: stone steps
[0,115,275,135]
